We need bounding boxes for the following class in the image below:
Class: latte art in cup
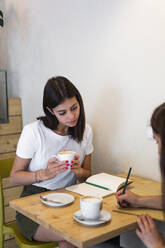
[80,196,103,220]
[58,151,75,155]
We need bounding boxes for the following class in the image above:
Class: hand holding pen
[116,167,142,208]
[116,167,136,208]
[116,189,142,208]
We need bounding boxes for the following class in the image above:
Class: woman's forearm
[10,169,49,186]
[10,170,37,186]
[137,195,163,209]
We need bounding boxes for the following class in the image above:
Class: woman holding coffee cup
[10,76,94,248]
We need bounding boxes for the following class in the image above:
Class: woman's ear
[46,106,54,115]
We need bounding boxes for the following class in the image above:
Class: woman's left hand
[70,154,81,175]
[136,214,165,248]
[70,153,91,182]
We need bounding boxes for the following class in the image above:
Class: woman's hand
[43,157,67,180]
[71,154,91,182]
[136,215,165,248]
[116,189,141,208]
[70,154,81,175]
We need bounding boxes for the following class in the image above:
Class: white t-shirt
[16,120,94,190]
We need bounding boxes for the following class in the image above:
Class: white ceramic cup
[80,196,103,220]
[52,151,76,171]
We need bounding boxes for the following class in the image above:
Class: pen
[122,167,132,194]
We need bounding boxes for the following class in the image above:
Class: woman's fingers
[48,153,80,173]
[137,215,153,231]
[116,189,140,208]
[137,215,147,232]
[70,160,80,170]
[136,215,165,248]
[46,159,66,176]
[74,154,79,159]
[48,157,57,163]
[72,154,80,165]
[55,164,67,174]
[69,155,81,173]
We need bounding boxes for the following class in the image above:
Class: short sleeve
[16,124,37,159]
[84,124,94,155]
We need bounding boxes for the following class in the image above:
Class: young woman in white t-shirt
[10,76,120,248]
[10,76,94,248]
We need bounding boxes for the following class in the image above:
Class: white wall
[1,0,165,247]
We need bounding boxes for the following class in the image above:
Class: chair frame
[0,158,57,248]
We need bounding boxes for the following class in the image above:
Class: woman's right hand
[43,157,67,180]
[136,215,165,248]
[116,189,141,208]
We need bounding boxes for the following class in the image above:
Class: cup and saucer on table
[73,196,111,226]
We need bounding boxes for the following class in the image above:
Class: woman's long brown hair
[151,103,165,212]
[37,76,85,142]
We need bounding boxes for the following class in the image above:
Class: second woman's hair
[37,76,85,142]
[151,102,165,212]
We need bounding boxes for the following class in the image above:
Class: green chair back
[0,158,57,248]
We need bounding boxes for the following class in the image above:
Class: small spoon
[40,195,63,204]
[74,215,103,222]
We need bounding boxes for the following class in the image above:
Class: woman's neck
[54,125,68,136]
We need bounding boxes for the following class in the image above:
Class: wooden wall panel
[0,134,20,153]
[0,152,16,160]
[8,98,21,116]
[3,177,14,188]
[4,186,23,206]
[0,116,22,135]
[5,206,16,223]
[0,97,22,158]
[0,98,23,241]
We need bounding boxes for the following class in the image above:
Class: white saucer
[40,193,74,207]
[73,210,111,226]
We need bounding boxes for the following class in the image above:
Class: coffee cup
[80,196,103,220]
[52,151,76,170]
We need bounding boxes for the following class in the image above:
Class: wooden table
[9,174,164,248]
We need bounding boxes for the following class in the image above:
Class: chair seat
[3,222,58,248]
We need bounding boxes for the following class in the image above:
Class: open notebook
[66,172,133,197]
